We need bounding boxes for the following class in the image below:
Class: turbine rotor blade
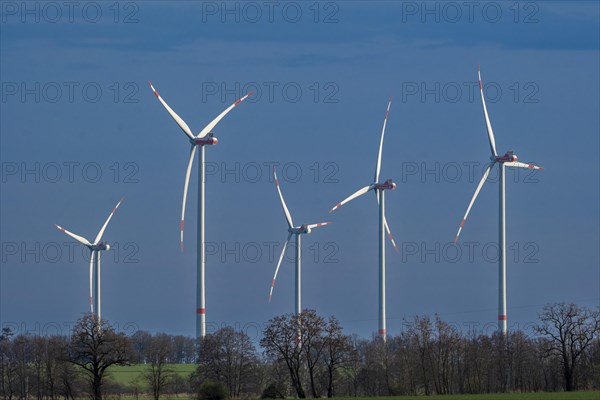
[455,162,494,242]
[197,91,253,138]
[504,161,544,170]
[94,197,125,244]
[181,145,198,251]
[269,233,292,303]
[306,222,331,230]
[478,66,498,157]
[375,191,399,253]
[330,185,374,213]
[274,168,294,228]
[148,82,195,140]
[54,224,91,246]
[375,98,392,183]
[383,217,399,253]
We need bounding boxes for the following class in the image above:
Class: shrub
[197,380,229,400]
[261,383,284,399]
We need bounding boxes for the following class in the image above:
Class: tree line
[0,303,598,399]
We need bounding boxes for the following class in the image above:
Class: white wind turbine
[54,197,124,322]
[269,168,331,316]
[329,98,399,341]
[454,66,543,335]
[149,82,252,338]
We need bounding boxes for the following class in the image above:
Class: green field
[106,365,599,400]
[109,363,196,388]
[335,394,600,400]
[104,391,600,400]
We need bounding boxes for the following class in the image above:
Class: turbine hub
[495,151,518,163]
[289,225,311,235]
[193,135,218,146]
[375,179,396,191]
[95,242,110,251]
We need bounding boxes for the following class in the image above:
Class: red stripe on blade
[197,308,205,315]
[498,315,507,321]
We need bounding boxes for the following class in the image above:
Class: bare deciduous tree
[323,316,352,398]
[535,302,600,391]
[67,315,133,400]
[143,333,175,400]
[261,313,306,398]
[197,327,259,397]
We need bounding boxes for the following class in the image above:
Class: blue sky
[1,1,598,339]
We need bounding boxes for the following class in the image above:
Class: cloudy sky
[1,1,598,339]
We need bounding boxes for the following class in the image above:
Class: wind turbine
[454,66,543,335]
[269,168,330,316]
[149,82,252,338]
[54,197,124,322]
[329,98,399,341]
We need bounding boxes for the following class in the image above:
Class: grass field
[108,363,195,388]
[335,393,600,400]
[103,391,600,400]
[106,365,599,400]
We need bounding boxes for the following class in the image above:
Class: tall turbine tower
[329,99,399,341]
[54,197,124,322]
[454,66,543,335]
[268,168,330,315]
[149,82,252,338]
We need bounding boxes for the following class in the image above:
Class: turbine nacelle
[91,242,110,251]
[193,133,218,146]
[495,150,518,163]
[289,224,311,235]
[375,179,397,191]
